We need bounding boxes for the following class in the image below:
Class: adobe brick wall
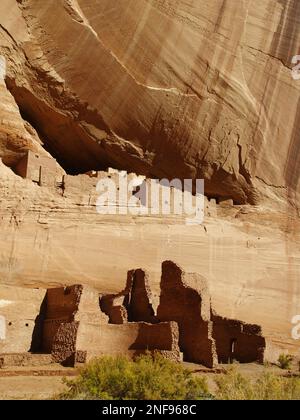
[212,314,266,364]
[76,285,108,325]
[14,151,59,186]
[50,321,180,365]
[43,284,108,355]
[157,261,218,368]
[45,285,82,321]
[75,321,180,363]
[51,321,80,364]
[99,261,265,368]
[1,263,266,368]
[100,298,128,324]
[14,152,29,179]
[130,321,179,352]
[156,261,266,367]
[43,283,180,365]
[42,285,83,352]
[42,320,63,353]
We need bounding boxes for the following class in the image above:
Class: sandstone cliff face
[1,0,300,206]
[0,1,300,359]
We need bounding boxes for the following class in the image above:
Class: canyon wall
[1,0,300,205]
[0,0,300,360]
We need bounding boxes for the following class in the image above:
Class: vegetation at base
[55,354,300,401]
[215,368,300,400]
[56,353,212,400]
[277,354,294,370]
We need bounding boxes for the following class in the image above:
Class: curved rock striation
[0,0,300,205]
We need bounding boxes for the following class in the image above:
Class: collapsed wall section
[127,269,157,323]
[100,269,157,324]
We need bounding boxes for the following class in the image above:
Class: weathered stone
[0,259,269,369]
[157,261,218,368]
[1,0,300,205]
[0,285,46,354]
[212,314,266,364]
[0,0,299,367]
[41,282,180,365]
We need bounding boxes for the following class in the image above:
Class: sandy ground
[0,376,67,400]
[0,362,298,400]
[0,365,77,400]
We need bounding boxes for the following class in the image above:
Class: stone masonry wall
[212,314,266,364]
[157,261,218,368]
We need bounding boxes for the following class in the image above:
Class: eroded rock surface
[1,0,300,205]
[0,1,300,362]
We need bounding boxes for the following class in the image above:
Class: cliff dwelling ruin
[11,150,239,218]
[0,261,265,369]
[1,0,300,401]
[14,150,59,187]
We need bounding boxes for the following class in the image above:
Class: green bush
[56,353,212,400]
[278,354,293,370]
[215,368,300,400]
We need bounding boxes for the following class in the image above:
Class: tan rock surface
[0,1,300,363]
[0,284,45,353]
[0,0,300,204]
[0,375,67,400]
[0,161,299,359]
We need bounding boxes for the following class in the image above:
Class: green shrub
[278,354,293,370]
[56,353,212,400]
[215,368,300,400]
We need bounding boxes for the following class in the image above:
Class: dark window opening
[230,338,237,363]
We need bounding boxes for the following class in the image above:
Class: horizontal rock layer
[0,162,299,357]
